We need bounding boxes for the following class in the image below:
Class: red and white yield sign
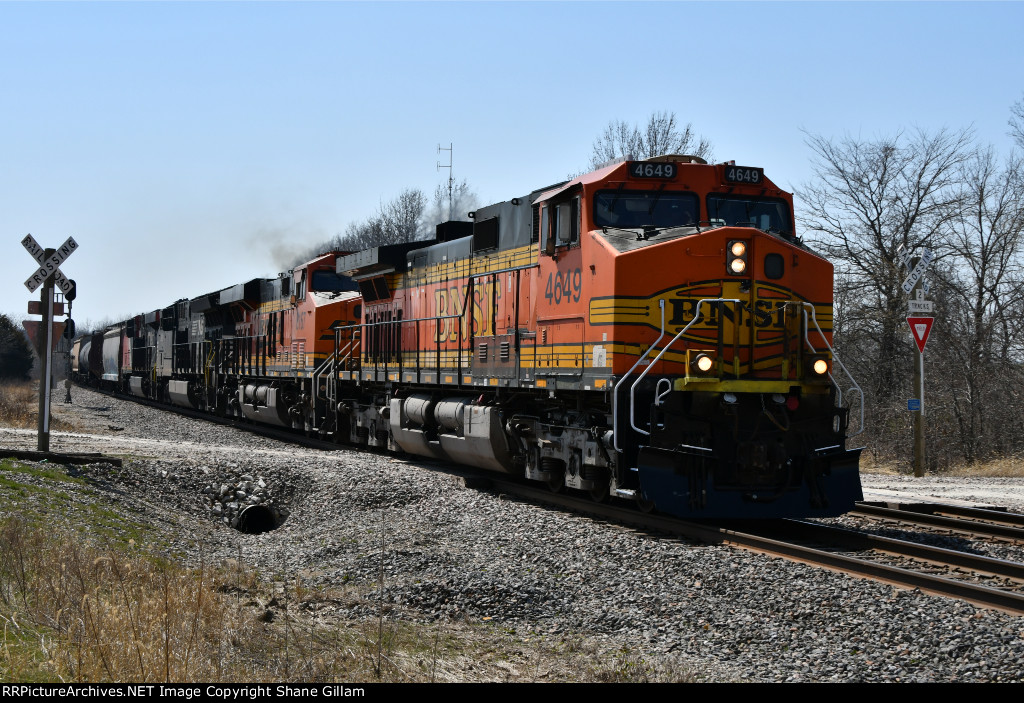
[907,316,935,353]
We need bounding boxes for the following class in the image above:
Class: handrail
[204,343,216,388]
[332,285,475,375]
[612,300,665,452]
[627,298,738,448]
[336,336,359,371]
[312,348,337,401]
[800,303,864,437]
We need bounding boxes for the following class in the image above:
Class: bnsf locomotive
[72,155,863,519]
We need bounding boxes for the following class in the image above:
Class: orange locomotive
[328,155,864,518]
[77,155,861,519]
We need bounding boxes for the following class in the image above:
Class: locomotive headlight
[693,353,714,373]
[812,358,829,375]
[727,240,749,275]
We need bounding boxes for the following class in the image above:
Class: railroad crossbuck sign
[901,247,933,295]
[22,234,78,295]
[907,316,935,354]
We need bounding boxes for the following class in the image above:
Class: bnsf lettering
[669,298,787,329]
[434,280,502,342]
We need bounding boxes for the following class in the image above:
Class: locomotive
[72,154,863,519]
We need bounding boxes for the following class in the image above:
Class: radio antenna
[437,143,454,221]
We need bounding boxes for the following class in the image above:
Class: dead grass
[942,456,1024,478]
[0,458,703,683]
[0,380,74,431]
[857,454,904,476]
[859,450,1024,478]
[0,510,701,683]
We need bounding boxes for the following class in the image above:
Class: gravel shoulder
[3,388,1024,682]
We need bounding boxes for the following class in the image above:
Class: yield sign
[907,316,934,353]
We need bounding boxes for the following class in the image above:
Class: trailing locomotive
[73,155,863,519]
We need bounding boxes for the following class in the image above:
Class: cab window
[554,197,580,246]
[706,195,792,235]
[593,190,698,229]
[311,270,359,292]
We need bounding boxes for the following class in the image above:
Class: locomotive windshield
[706,195,792,235]
[593,190,699,230]
[311,270,359,293]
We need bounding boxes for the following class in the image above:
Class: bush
[0,314,33,380]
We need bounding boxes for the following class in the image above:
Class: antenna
[437,143,454,221]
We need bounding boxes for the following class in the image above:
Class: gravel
[3,387,1024,682]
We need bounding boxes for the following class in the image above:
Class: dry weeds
[0,380,74,431]
[859,451,1024,478]
[943,457,1024,478]
[0,515,700,683]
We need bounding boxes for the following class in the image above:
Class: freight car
[75,154,863,519]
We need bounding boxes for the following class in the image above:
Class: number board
[723,166,763,184]
[628,162,677,179]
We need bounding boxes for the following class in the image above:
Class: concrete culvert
[236,505,280,534]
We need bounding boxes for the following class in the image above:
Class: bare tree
[799,127,973,456]
[934,148,1024,461]
[589,111,713,169]
[288,188,432,267]
[428,179,479,225]
[1010,93,1024,150]
[379,188,427,244]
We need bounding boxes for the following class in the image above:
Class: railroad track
[481,477,1024,616]
[71,384,1024,615]
[852,501,1024,542]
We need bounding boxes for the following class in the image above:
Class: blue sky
[2,1,1022,328]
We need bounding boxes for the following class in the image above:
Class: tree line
[799,96,1024,469]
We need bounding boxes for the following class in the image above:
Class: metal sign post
[21,234,78,452]
[36,263,53,451]
[900,248,933,477]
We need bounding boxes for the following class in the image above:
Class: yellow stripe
[402,244,538,287]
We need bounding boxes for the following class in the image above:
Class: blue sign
[908,399,921,411]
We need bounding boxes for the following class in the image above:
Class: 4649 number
[629,162,676,179]
[724,166,763,184]
[545,268,582,304]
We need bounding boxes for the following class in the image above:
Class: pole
[36,251,54,452]
[912,271,925,477]
[913,346,925,476]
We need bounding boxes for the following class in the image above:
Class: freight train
[71,154,864,519]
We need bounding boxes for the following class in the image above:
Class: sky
[1,1,1022,329]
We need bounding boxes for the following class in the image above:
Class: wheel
[546,473,565,494]
[588,467,610,503]
[637,497,657,514]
